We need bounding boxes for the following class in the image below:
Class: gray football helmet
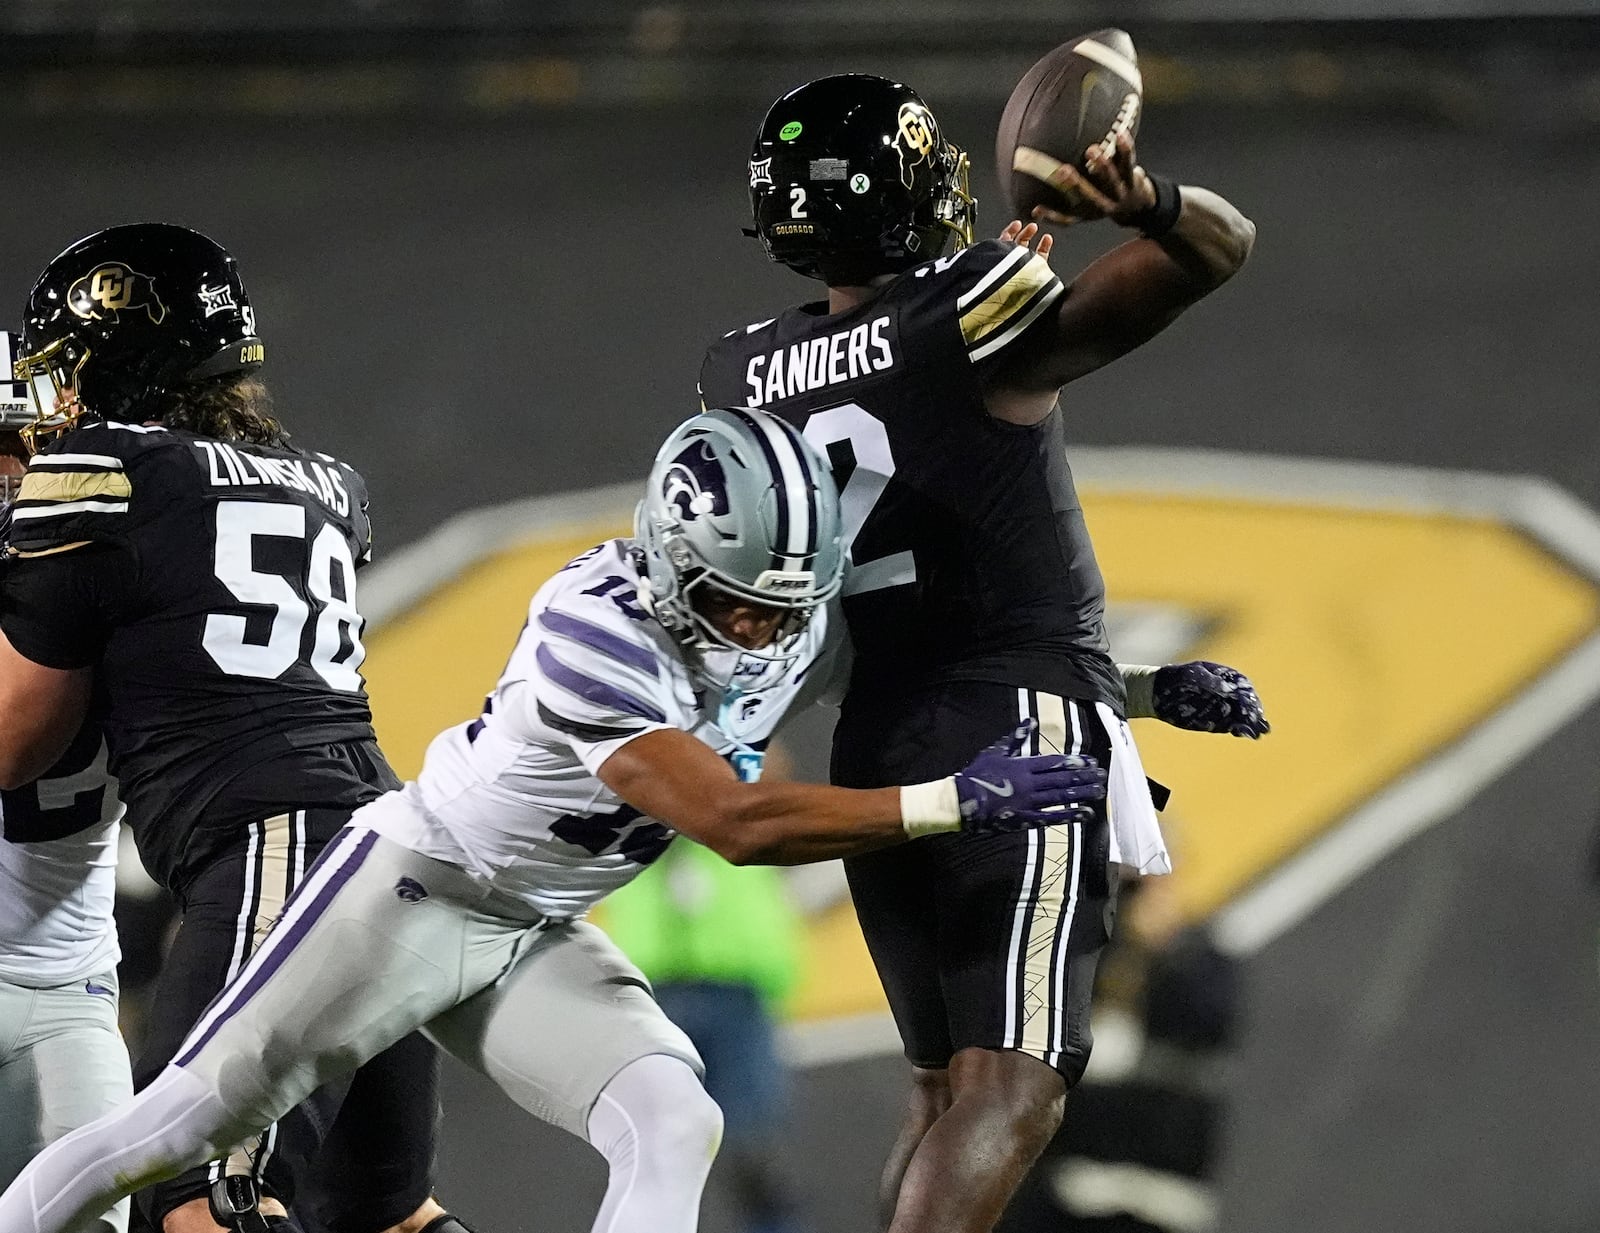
[635,407,845,664]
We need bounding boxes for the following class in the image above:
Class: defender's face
[692,585,792,650]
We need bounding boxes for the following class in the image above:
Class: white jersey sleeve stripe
[27,453,126,470]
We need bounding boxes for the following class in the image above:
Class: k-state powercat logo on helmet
[662,439,731,523]
[67,264,168,325]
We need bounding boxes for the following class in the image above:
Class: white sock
[585,1054,723,1233]
[0,1066,244,1233]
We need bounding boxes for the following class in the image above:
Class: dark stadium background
[3,3,1598,1230]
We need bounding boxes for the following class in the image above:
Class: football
[996,28,1144,220]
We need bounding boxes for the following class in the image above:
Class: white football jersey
[361,539,832,920]
[0,735,123,988]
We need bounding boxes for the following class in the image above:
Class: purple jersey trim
[534,642,667,724]
[539,609,660,679]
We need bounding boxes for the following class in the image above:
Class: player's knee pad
[649,1075,724,1168]
[589,1053,724,1172]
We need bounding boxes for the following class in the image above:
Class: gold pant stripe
[1009,690,1087,1060]
[217,812,300,1183]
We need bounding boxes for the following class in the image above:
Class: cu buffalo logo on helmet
[662,440,732,524]
[895,102,938,188]
[67,264,168,326]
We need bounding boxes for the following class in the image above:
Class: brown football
[996,28,1144,220]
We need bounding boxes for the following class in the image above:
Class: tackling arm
[597,728,909,866]
[597,721,1107,866]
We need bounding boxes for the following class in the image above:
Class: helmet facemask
[937,144,976,251]
[635,518,825,683]
[12,337,93,454]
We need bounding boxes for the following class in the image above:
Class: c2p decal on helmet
[66,264,168,326]
[662,439,732,524]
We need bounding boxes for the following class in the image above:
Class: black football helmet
[747,74,975,285]
[11,223,264,451]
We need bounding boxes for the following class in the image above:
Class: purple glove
[954,720,1108,833]
[1153,661,1269,739]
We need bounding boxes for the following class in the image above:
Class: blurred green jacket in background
[604,840,804,1012]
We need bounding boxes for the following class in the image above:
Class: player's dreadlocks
[153,374,290,448]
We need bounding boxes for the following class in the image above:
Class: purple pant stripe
[175,828,379,1068]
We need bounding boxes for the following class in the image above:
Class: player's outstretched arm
[596,721,1107,867]
[991,130,1254,401]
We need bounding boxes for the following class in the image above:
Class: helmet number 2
[789,186,808,218]
[802,402,914,597]
[203,500,367,690]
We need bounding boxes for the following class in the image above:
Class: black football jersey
[2,422,389,887]
[699,239,1124,713]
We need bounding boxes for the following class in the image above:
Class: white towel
[1096,701,1172,876]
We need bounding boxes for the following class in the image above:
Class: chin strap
[419,1217,477,1233]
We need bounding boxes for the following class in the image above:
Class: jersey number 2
[203,501,367,690]
[803,403,915,596]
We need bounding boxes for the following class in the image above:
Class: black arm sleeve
[0,545,138,670]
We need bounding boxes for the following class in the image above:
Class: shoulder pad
[4,422,174,552]
[700,318,782,409]
[902,239,1064,365]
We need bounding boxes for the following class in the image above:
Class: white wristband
[900,778,962,838]
[1119,663,1161,720]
